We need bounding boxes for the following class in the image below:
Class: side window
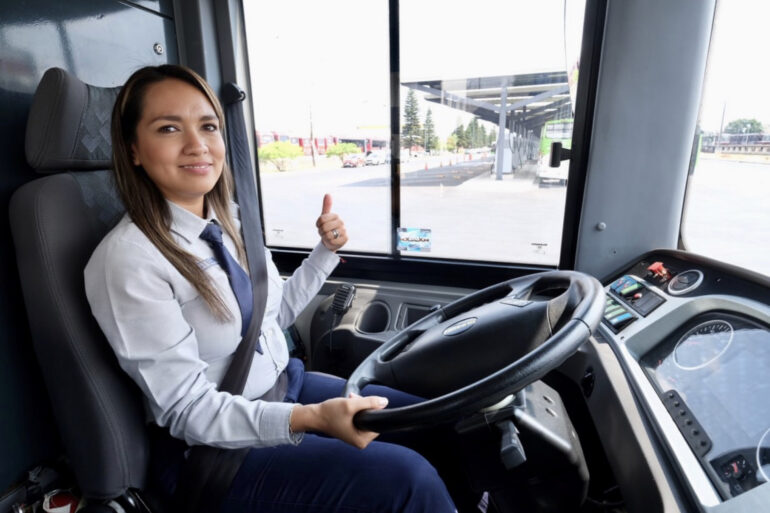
[683,1,770,276]
[244,1,586,266]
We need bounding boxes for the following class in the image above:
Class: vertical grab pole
[495,80,508,181]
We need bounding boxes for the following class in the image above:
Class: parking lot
[260,156,770,275]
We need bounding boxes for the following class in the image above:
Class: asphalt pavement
[259,156,770,276]
[346,160,494,187]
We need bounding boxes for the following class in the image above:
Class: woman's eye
[202,123,219,132]
[158,125,178,133]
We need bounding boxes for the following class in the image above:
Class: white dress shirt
[84,201,339,449]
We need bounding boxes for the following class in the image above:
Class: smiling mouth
[179,163,215,175]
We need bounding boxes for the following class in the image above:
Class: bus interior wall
[0,0,177,493]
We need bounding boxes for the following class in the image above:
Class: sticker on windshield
[397,228,432,252]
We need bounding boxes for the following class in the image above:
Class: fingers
[322,193,333,215]
[348,393,389,411]
[317,216,342,234]
[315,195,347,251]
[345,395,387,449]
[317,215,347,251]
[316,213,339,229]
[315,395,388,449]
[323,230,347,251]
[319,224,346,242]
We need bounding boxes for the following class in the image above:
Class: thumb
[322,193,333,214]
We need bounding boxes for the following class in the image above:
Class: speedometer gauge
[674,320,734,370]
[759,428,770,483]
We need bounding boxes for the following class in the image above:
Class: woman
[84,65,459,512]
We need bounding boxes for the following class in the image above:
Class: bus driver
[84,65,461,512]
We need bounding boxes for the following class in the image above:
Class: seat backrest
[9,68,149,499]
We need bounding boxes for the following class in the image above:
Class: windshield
[244,0,586,266]
[683,0,770,277]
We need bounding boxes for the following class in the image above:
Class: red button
[647,261,670,279]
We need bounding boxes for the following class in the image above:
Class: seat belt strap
[173,83,269,513]
[220,82,269,393]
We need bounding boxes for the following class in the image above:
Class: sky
[697,0,770,132]
[243,0,569,141]
[243,0,770,140]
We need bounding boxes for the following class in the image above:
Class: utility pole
[717,102,726,153]
[309,105,316,167]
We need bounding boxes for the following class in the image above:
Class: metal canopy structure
[402,71,572,135]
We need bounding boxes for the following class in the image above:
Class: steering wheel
[343,270,605,432]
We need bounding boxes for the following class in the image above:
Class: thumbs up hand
[316,193,348,252]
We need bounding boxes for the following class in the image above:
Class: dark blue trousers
[220,370,458,512]
[150,364,463,512]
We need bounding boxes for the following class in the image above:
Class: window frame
[243,0,606,286]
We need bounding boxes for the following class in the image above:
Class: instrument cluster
[642,312,770,498]
[599,250,770,502]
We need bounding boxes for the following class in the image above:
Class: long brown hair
[111,65,246,320]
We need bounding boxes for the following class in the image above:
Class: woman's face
[131,78,224,216]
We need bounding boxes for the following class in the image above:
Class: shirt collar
[167,200,219,244]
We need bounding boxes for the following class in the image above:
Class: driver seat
[9,68,155,509]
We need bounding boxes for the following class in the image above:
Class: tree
[452,124,468,150]
[326,142,361,162]
[423,109,437,152]
[402,89,422,151]
[257,141,303,171]
[724,118,763,134]
[446,134,458,152]
[466,118,480,148]
[487,128,497,146]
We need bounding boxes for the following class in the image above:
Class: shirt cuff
[262,401,304,446]
[308,242,340,275]
[287,404,305,445]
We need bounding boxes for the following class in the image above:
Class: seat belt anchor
[222,83,246,105]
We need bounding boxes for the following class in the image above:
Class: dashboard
[304,252,770,512]
[596,250,770,510]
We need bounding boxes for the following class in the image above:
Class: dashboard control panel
[603,295,636,332]
[598,250,770,504]
[603,273,666,332]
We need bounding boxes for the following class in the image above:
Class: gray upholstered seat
[9,68,149,501]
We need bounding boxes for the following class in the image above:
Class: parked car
[365,150,390,165]
[342,153,365,167]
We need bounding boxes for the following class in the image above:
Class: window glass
[243,1,391,253]
[683,1,770,276]
[244,1,584,265]
[398,0,582,264]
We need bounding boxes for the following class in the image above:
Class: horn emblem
[443,317,477,336]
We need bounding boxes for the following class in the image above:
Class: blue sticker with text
[397,228,432,252]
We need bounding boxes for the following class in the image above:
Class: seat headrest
[26,68,120,173]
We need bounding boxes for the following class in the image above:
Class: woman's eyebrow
[148,114,182,124]
[147,114,218,124]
